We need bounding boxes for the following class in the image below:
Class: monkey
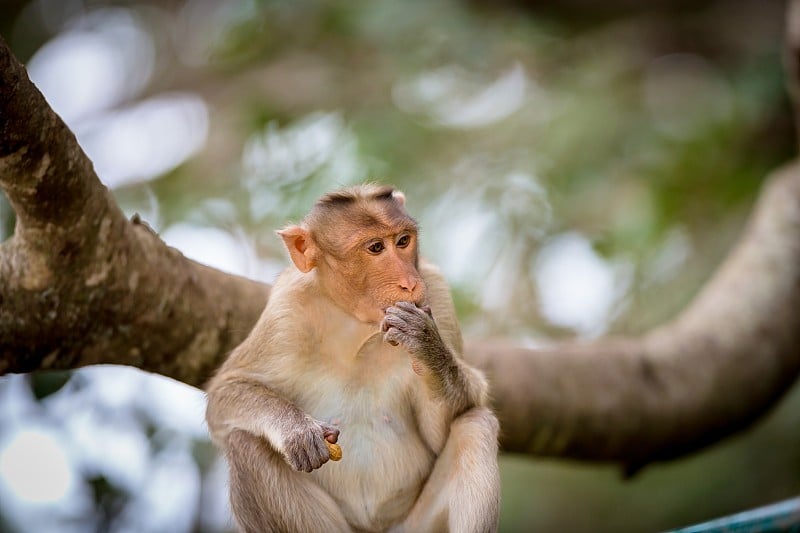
[205,184,500,532]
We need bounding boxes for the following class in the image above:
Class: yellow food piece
[326,441,343,461]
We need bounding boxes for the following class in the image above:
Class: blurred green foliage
[2,0,798,531]
[120,0,792,333]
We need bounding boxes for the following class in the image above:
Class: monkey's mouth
[381,299,428,314]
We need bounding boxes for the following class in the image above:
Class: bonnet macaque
[206,185,500,532]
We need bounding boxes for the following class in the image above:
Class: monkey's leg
[401,407,501,533]
[225,430,352,533]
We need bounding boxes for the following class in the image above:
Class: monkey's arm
[382,302,488,416]
[206,373,339,472]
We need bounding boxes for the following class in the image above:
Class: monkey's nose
[399,278,417,292]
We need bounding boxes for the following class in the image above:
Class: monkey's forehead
[309,198,416,231]
[319,218,418,245]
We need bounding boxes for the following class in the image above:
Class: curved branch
[468,163,800,470]
[470,0,800,468]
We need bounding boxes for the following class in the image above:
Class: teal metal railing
[669,497,800,533]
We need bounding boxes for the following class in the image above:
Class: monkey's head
[278,185,427,324]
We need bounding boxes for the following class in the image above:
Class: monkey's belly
[310,412,435,531]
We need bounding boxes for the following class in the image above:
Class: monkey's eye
[396,234,411,248]
[367,241,385,254]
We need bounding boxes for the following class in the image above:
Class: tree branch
[2,5,800,473]
[469,162,800,470]
[0,35,269,386]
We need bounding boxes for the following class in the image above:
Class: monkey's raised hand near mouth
[382,301,478,415]
[381,302,440,357]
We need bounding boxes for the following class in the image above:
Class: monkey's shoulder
[267,266,319,311]
[252,268,327,340]
[246,267,376,363]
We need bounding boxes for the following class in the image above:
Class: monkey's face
[318,230,427,325]
[280,185,428,325]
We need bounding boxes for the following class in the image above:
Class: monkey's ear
[392,190,406,206]
[277,225,316,273]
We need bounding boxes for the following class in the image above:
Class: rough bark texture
[0,36,269,386]
[2,0,800,472]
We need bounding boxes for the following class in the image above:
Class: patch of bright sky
[139,373,212,439]
[26,7,209,189]
[63,410,151,491]
[117,443,201,533]
[75,94,209,189]
[423,171,548,284]
[0,421,93,533]
[161,223,284,283]
[0,427,75,504]
[27,8,154,125]
[47,366,209,441]
[0,366,211,531]
[0,373,37,423]
[422,186,501,288]
[535,232,632,337]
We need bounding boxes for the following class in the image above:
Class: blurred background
[0,0,798,531]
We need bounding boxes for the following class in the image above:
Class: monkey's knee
[393,412,500,533]
[457,410,500,532]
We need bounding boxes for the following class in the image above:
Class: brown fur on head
[277,185,427,324]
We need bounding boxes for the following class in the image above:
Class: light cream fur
[206,189,499,532]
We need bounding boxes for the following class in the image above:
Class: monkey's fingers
[326,441,343,461]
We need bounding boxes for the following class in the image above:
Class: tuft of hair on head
[315,184,403,208]
[306,185,410,226]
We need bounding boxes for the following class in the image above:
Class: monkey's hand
[381,301,454,372]
[280,416,340,473]
[382,302,482,413]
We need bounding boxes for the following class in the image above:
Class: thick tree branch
[2,3,800,473]
[0,35,269,385]
[469,162,800,470]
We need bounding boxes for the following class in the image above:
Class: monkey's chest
[299,367,434,530]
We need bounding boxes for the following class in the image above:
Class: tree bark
[0,35,269,386]
[2,0,800,473]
